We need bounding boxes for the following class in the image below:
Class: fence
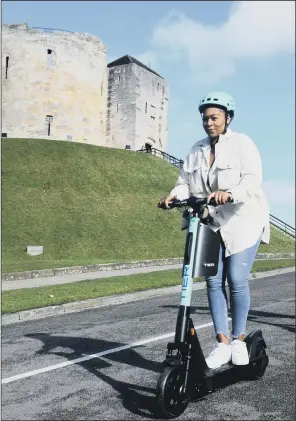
[269,214,295,238]
[137,147,184,169]
[31,26,74,34]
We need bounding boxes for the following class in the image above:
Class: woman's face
[202,107,231,139]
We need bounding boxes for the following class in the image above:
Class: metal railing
[137,147,184,169]
[31,26,74,34]
[269,214,295,238]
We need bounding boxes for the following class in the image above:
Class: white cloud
[140,1,295,83]
[262,180,295,206]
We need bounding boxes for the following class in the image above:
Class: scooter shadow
[25,332,163,419]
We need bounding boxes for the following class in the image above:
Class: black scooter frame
[156,197,269,417]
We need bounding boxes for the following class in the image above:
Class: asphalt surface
[2,272,295,420]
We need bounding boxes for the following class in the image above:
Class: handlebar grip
[208,196,233,206]
[208,197,217,206]
[157,202,170,210]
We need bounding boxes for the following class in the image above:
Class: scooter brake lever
[199,204,214,225]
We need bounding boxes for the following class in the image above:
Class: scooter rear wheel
[156,366,190,419]
[248,349,269,380]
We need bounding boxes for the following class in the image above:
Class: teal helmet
[199,91,235,117]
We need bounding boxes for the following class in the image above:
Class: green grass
[2,259,295,314]
[2,138,295,273]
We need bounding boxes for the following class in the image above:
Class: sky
[2,1,295,226]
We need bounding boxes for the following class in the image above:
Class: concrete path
[2,264,182,291]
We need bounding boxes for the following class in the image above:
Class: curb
[2,266,295,326]
[2,253,295,282]
[2,258,184,281]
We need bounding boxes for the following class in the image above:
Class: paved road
[2,272,295,420]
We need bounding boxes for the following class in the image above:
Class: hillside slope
[1,138,295,273]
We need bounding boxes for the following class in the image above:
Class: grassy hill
[1,138,295,273]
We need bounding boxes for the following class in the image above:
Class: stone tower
[2,23,108,146]
[106,55,169,151]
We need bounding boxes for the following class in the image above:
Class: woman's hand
[158,195,177,209]
[207,191,233,205]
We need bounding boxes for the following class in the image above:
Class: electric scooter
[156,196,269,419]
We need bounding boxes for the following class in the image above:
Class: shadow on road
[25,301,294,418]
[25,332,163,418]
[161,305,295,334]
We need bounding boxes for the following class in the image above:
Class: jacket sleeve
[227,136,263,203]
[170,169,190,200]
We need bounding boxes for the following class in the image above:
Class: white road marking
[2,319,231,385]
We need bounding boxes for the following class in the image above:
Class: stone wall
[133,64,169,151]
[106,62,169,151]
[106,63,137,149]
[2,24,108,146]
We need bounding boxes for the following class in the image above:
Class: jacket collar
[217,128,233,144]
[197,129,233,165]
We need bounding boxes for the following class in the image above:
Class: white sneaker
[206,343,231,369]
[231,339,249,365]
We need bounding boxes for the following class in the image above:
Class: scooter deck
[211,362,234,375]
[210,361,250,380]
[201,354,268,395]
[193,362,248,396]
[210,357,262,375]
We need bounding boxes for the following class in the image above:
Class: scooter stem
[175,306,191,343]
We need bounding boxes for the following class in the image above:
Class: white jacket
[170,129,270,257]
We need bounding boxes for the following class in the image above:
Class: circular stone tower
[2,23,108,146]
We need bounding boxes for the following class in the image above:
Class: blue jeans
[205,234,261,339]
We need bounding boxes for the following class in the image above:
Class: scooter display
[156,196,269,418]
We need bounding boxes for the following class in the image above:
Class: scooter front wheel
[156,365,190,419]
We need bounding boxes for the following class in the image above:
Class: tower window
[45,115,53,136]
[145,102,147,113]
[100,82,103,96]
[47,49,53,66]
[5,56,9,79]
[117,103,119,111]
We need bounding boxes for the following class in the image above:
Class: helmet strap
[222,112,228,134]
[223,111,233,134]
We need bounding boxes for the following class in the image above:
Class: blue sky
[2,1,295,225]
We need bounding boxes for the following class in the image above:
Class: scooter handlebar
[157,196,232,211]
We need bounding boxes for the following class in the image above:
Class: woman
[159,91,270,369]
